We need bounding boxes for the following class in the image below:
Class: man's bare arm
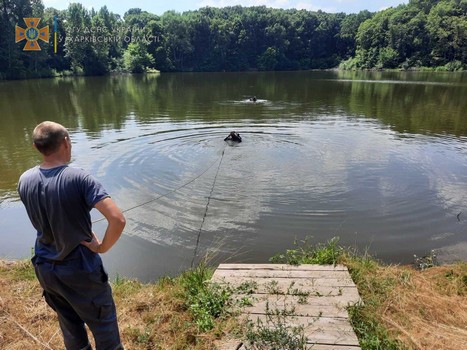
[81,197,126,253]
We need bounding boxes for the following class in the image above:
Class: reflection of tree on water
[1,72,467,272]
[341,72,467,137]
[1,71,467,198]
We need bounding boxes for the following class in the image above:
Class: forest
[0,0,465,79]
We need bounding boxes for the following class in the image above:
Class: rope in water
[191,146,226,267]
[92,145,227,224]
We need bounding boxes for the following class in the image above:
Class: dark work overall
[33,246,123,350]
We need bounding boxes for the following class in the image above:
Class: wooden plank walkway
[212,264,362,350]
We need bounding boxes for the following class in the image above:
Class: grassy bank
[0,260,240,349]
[1,240,466,349]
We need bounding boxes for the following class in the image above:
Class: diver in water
[224,131,242,142]
[249,96,257,102]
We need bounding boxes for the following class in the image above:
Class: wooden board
[212,264,362,350]
[217,263,349,271]
[241,314,359,346]
[212,276,361,298]
[233,294,353,318]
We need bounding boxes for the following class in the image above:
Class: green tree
[350,0,466,70]
[123,42,154,73]
[43,8,70,73]
[337,11,373,59]
[1,1,465,79]
[64,3,121,75]
[257,46,279,70]
[0,0,49,78]
[427,0,467,65]
[161,11,193,70]
[95,6,122,71]
[354,8,396,68]
[64,3,92,73]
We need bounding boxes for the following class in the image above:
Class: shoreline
[1,67,465,82]
[1,241,465,349]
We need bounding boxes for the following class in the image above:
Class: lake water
[1,71,466,282]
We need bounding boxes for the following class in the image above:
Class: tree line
[0,0,465,79]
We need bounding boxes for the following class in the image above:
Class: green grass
[2,241,464,349]
[348,304,404,350]
[268,236,407,350]
[179,263,234,332]
[0,260,37,281]
[343,253,407,349]
[244,312,307,350]
[270,236,343,265]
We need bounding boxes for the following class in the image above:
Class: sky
[42,0,408,16]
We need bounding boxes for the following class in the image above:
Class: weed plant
[244,307,307,350]
[180,262,234,332]
[1,241,465,349]
[270,237,342,265]
[269,236,407,350]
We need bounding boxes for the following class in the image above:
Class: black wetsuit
[224,133,242,142]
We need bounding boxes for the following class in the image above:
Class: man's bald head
[33,121,69,156]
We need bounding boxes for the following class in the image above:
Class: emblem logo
[15,18,49,51]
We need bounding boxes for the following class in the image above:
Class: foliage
[0,260,36,281]
[244,316,306,350]
[2,251,466,349]
[269,238,409,349]
[343,256,467,349]
[270,236,343,265]
[0,0,465,79]
[64,3,110,75]
[351,0,467,70]
[244,300,307,350]
[341,253,408,350]
[123,42,154,73]
[179,263,233,332]
[348,303,405,350]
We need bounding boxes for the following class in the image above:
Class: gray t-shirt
[18,165,109,260]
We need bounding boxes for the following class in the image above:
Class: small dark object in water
[249,96,257,102]
[457,211,462,222]
[224,131,242,142]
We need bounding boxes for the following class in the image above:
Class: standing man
[18,121,126,350]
